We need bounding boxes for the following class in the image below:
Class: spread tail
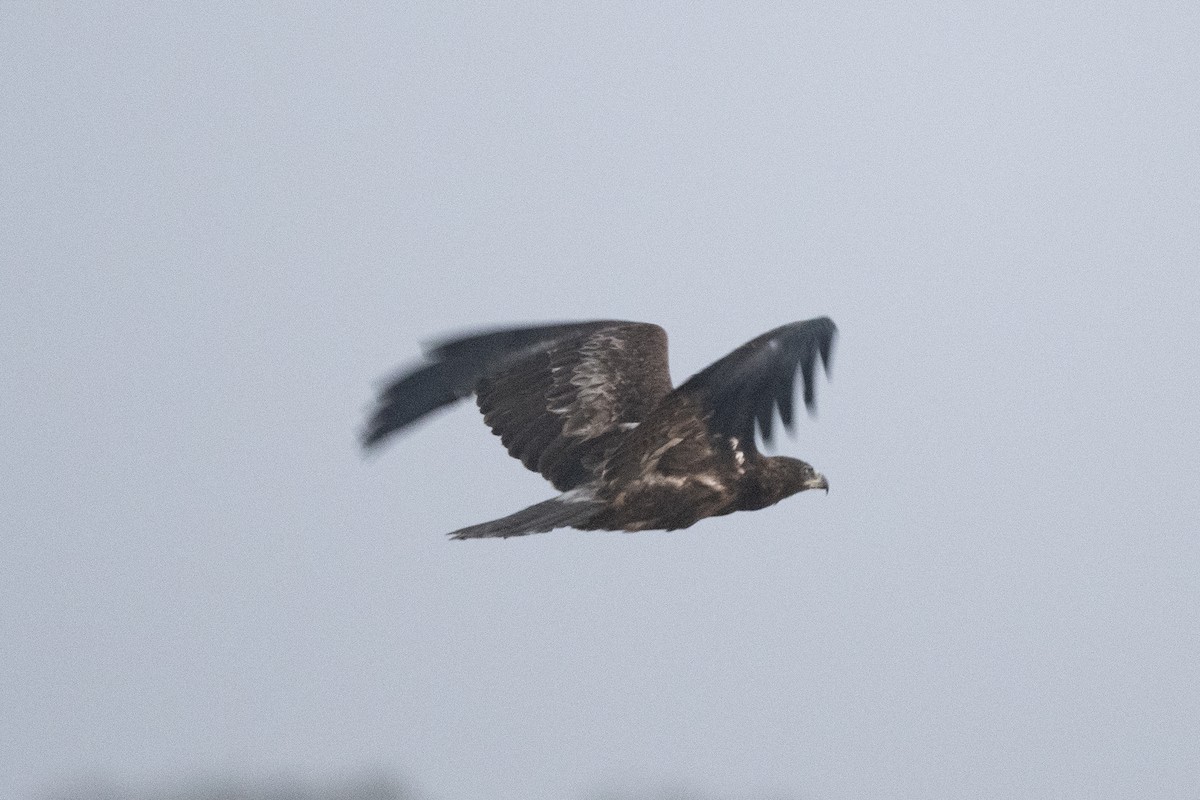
[449,491,602,540]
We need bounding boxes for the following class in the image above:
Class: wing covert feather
[476,322,672,489]
[364,320,673,490]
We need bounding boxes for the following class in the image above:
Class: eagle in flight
[364,318,837,539]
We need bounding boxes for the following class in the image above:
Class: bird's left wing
[363,321,673,490]
[675,317,837,452]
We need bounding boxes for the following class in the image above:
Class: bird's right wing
[363,321,673,490]
[674,317,837,453]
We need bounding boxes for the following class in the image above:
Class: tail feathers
[449,492,602,540]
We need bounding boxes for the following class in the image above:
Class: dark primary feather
[676,317,837,451]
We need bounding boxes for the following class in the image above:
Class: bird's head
[777,456,829,494]
[740,456,828,510]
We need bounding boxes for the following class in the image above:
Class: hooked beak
[805,472,829,494]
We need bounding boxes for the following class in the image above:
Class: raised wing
[675,317,836,451]
[363,321,673,489]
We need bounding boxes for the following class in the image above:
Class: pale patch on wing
[691,473,728,493]
[628,466,728,496]
[639,474,690,490]
[646,436,686,466]
[560,486,598,503]
[729,437,746,468]
[552,333,630,438]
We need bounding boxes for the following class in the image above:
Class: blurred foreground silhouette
[39,771,411,800]
[39,772,786,800]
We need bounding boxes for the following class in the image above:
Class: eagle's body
[364,319,836,539]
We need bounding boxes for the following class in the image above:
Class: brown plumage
[363,319,837,539]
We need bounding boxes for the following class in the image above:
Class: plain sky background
[3,3,1199,799]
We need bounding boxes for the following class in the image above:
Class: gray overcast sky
[3,3,1199,799]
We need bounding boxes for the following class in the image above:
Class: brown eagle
[364,318,837,539]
